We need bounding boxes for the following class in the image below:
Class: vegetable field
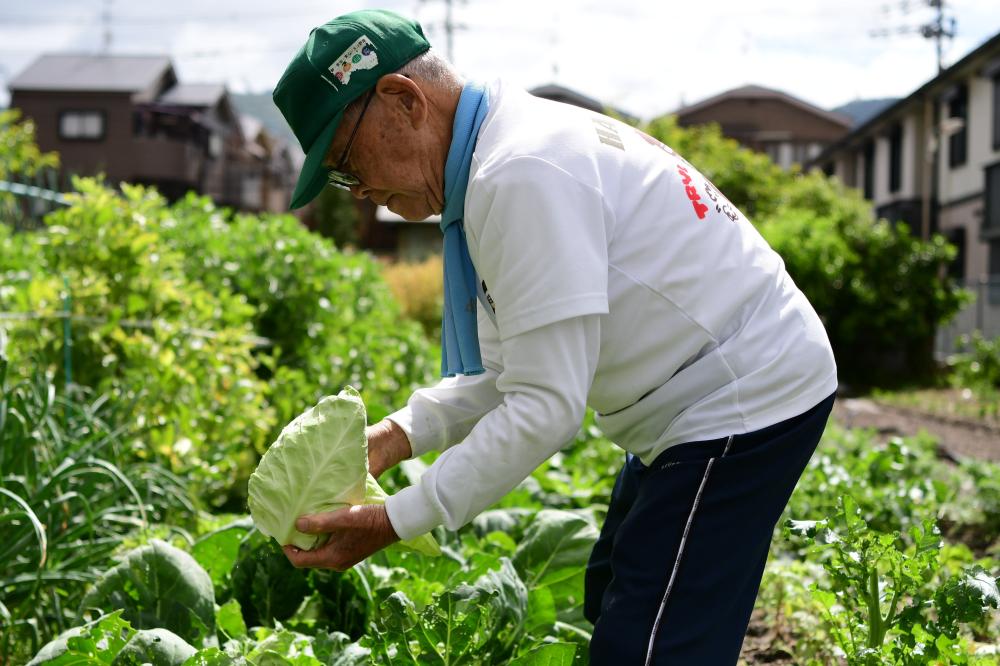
[2,110,999,665]
[3,355,1000,664]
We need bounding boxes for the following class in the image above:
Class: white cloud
[1,0,998,119]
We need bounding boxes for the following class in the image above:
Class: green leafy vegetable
[231,530,311,627]
[192,518,254,597]
[215,600,248,641]
[27,611,135,665]
[248,387,439,555]
[113,628,196,665]
[508,642,577,666]
[512,510,598,625]
[78,540,215,646]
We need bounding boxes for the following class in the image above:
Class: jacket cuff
[385,406,441,457]
[384,483,445,541]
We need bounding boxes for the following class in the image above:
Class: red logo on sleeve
[676,165,709,220]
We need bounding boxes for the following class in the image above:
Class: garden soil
[832,398,1000,462]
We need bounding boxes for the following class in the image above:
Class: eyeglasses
[327,89,375,190]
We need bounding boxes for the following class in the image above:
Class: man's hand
[283,504,400,571]
[366,419,412,478]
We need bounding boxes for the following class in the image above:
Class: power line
[870,0,956,72]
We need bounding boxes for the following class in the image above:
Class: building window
[948,84,968,168]
[990,242,1000,304]
[792,143,810,165]
[58,110,105,140]
[945,228,966,281]
[863,140,875,200]
[763,142,781,165]
[993,74,1000,151]
[986,162,1000,234]
[889,123,903,194]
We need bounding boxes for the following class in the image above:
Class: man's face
[325,75,445,221]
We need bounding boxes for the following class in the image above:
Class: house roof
[529,83,639,124]
[158,83,227,107]
[8,54,173,93]
[530,83,606,113]
[832,98,900,127]
[809,29,1000,168]
[671,84,851,129]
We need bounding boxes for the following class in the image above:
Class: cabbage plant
[248,387,439,556]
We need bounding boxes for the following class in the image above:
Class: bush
[0,108,58,178]
[949,332,1000,393]
[382,254,444,337]
[1,180,273,507]
[759,173,966,385]
[1,180,441,507]
[160,194,437,429]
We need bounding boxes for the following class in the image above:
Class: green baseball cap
[273,10,431,209]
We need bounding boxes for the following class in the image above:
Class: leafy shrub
[161,193,437,428]
[0,180,273,507]
[949,332,1000,402]
[382,254,444,337]
[0,108,58,178]
[761,174,966,385]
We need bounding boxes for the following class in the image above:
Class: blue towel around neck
[439,82,489,377]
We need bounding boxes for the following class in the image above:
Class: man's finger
[296,506,355,533]
[283,544,330,568]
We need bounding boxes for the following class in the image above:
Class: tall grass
[0,349,195,661]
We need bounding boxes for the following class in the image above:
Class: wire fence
[935,276,1000,359]
[0,169,72,230]
[0,286,274,396]
[0,311,273,348]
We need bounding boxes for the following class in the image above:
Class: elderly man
[273,9,837,665]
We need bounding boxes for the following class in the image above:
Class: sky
[1,0,999,121]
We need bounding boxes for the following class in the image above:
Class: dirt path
[832,397,1000,461]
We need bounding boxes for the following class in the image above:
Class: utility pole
[101,0,113,55]
[418,0,467,63]
[923,0,956,74]
[870,0,956,73]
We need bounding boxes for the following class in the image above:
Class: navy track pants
[585,393,836,665]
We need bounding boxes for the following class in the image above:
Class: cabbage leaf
[248,387,439,556]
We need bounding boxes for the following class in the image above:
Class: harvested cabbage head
[248,387,439,556]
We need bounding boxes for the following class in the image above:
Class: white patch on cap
[329,35,379,86]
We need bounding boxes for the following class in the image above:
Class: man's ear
[376,73,428,129]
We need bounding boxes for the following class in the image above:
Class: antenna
[418,0,467,64]
[870,0,956,73]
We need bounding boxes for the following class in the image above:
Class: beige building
[809,31,1000,282]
